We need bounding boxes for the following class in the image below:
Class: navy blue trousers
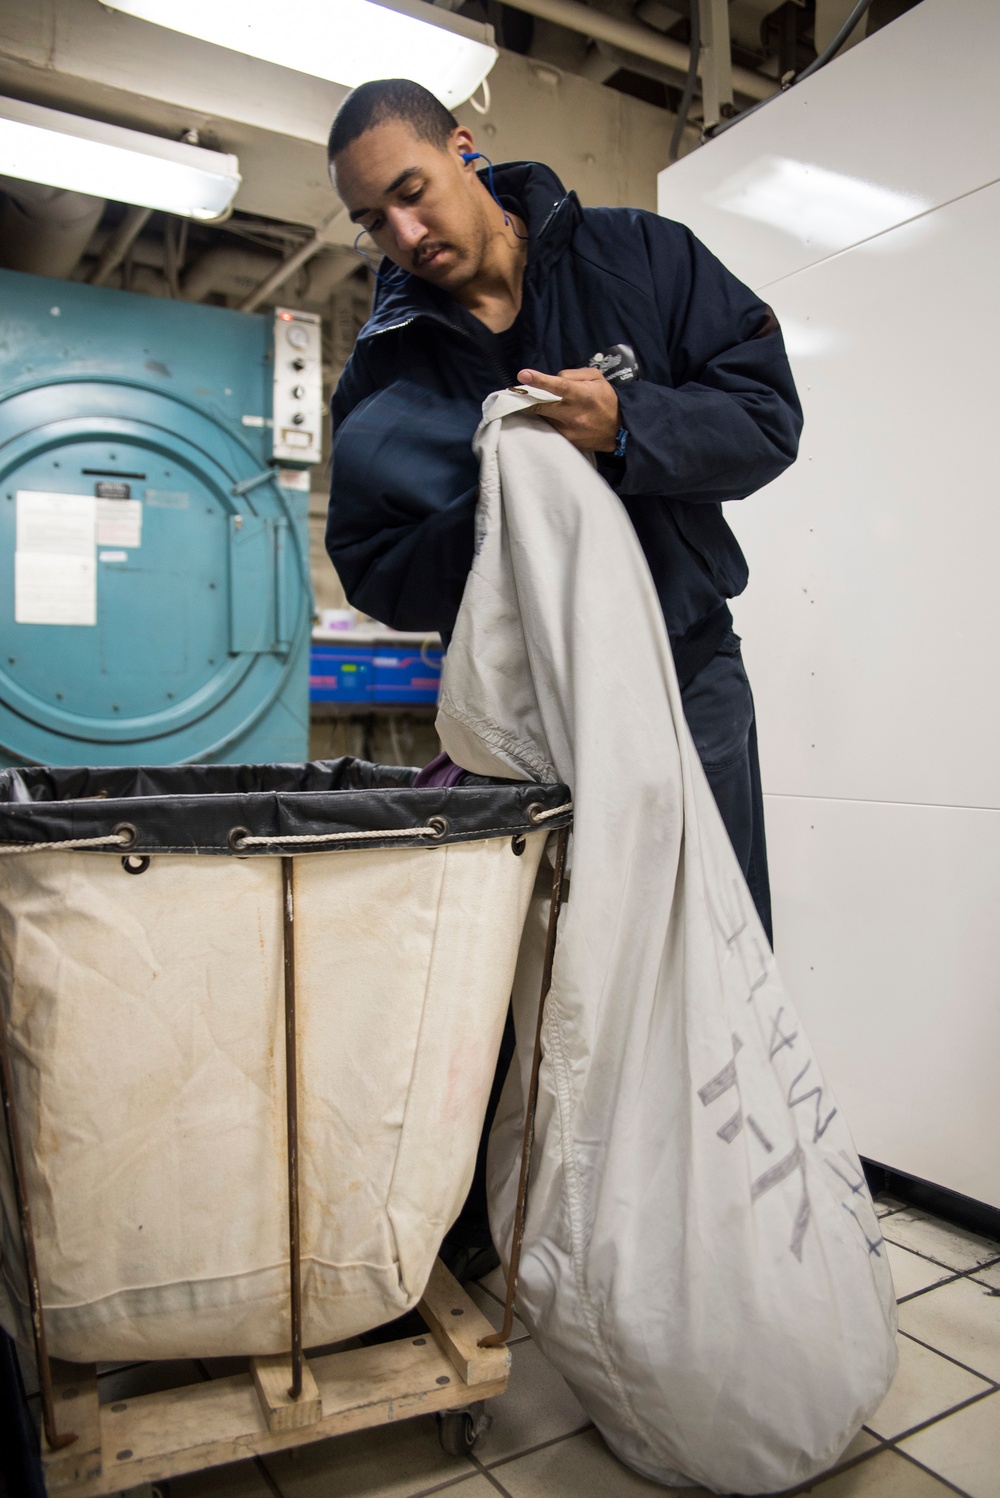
[680,630,773,945]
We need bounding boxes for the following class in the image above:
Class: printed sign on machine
[14,491,97,626]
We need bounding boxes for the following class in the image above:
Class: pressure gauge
[273,309,321,464]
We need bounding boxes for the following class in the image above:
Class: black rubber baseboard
[863,1158,1000,1244]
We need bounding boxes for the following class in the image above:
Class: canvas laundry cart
[0,759,571,1496]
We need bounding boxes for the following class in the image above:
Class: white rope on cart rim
[234,801,573,849]
[531,802,573,821]
[236,825,442,849]
[0,805,573,855]
[0,832,133,855]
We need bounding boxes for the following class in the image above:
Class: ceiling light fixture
[0,95,241,220]
[103,0,498,109]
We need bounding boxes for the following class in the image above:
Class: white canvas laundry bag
[437,388,898,1494]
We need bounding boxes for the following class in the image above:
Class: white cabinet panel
[657,0,1000,1206]
[766,794,1000,1208]
[731,180,1000,811]
[658,0,1000,289]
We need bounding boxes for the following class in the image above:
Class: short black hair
[328,79,458,160]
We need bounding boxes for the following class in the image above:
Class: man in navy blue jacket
[327,78,802,935]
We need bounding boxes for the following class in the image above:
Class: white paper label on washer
[96,499,142,548]
[15,553,97,626]
[16,491,95,555]
[15,492,97,625]
[99,550,128,563]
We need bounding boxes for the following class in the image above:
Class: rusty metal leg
[0,987,76,1450]
[282,855,304,1401]
[480,824,570,1350]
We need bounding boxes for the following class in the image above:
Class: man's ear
[452,125,476,166]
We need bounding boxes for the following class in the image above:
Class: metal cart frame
[0,826,569,1497]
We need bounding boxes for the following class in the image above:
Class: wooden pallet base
[40,1261,509,1497]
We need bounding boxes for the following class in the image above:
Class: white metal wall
[658,0,1000,1207]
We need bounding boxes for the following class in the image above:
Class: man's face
[332,120,492,293]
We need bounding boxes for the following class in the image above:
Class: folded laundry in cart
[435,387,898,1496]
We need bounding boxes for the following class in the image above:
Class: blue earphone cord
[353,149,528,285]
[461,152,529,241]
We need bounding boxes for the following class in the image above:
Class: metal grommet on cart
[526,803,546,825]
[511,834,527,856]
[227,826,250,852]
[121,855,151,875]
[113,821,137,847]
[426,815,449,842]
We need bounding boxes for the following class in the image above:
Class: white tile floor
[71,1195,1000,1498]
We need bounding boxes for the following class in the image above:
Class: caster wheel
[437,1401,492,1455]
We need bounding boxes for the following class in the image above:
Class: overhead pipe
[237,211,356,313]
[237,228,329,313]
[90,205,152,287]
[182,241,357,309]
[181,243,283,302]
[0,181,106,279]
[495,0,775,101]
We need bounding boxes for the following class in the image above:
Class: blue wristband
[614,426,628,458]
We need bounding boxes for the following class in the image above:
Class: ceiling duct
[495,0,776,99]
[0,179,106,279]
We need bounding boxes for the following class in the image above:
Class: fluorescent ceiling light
[707,156,929,251]
[0,96,240,220]
[103,0,497,109]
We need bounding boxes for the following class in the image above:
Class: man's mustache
[412,241,450,268]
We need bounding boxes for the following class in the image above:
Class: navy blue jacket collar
[359,160,582,340]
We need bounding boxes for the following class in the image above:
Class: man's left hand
[517,366,620,453]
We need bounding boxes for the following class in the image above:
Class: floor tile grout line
[470,1455,517,1498]
[882,1229,1000,1278]
[895,1259,1000,1301]
[401,1468,489,1498]
[897,1327,1000,1387]
[897,1273,965,1303]
[781,1439,888,1495]
[892,1443,978,1498]
[482,1421,595,1471]
[870,1382,1000,1448]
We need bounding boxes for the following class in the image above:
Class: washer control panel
[272,308,322,465]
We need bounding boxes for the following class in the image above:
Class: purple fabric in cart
[413,751,468,788]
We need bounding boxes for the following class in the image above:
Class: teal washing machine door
[0,273,312,766]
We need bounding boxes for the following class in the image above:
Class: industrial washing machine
[0,268,317,765]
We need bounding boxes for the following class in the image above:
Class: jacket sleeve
[607,215,803,504]
[326,374,480,634]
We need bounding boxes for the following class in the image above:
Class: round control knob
[291,357,306,371]
[292,384,306,399]
[286,324,309,349]
[291,412,306,425]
